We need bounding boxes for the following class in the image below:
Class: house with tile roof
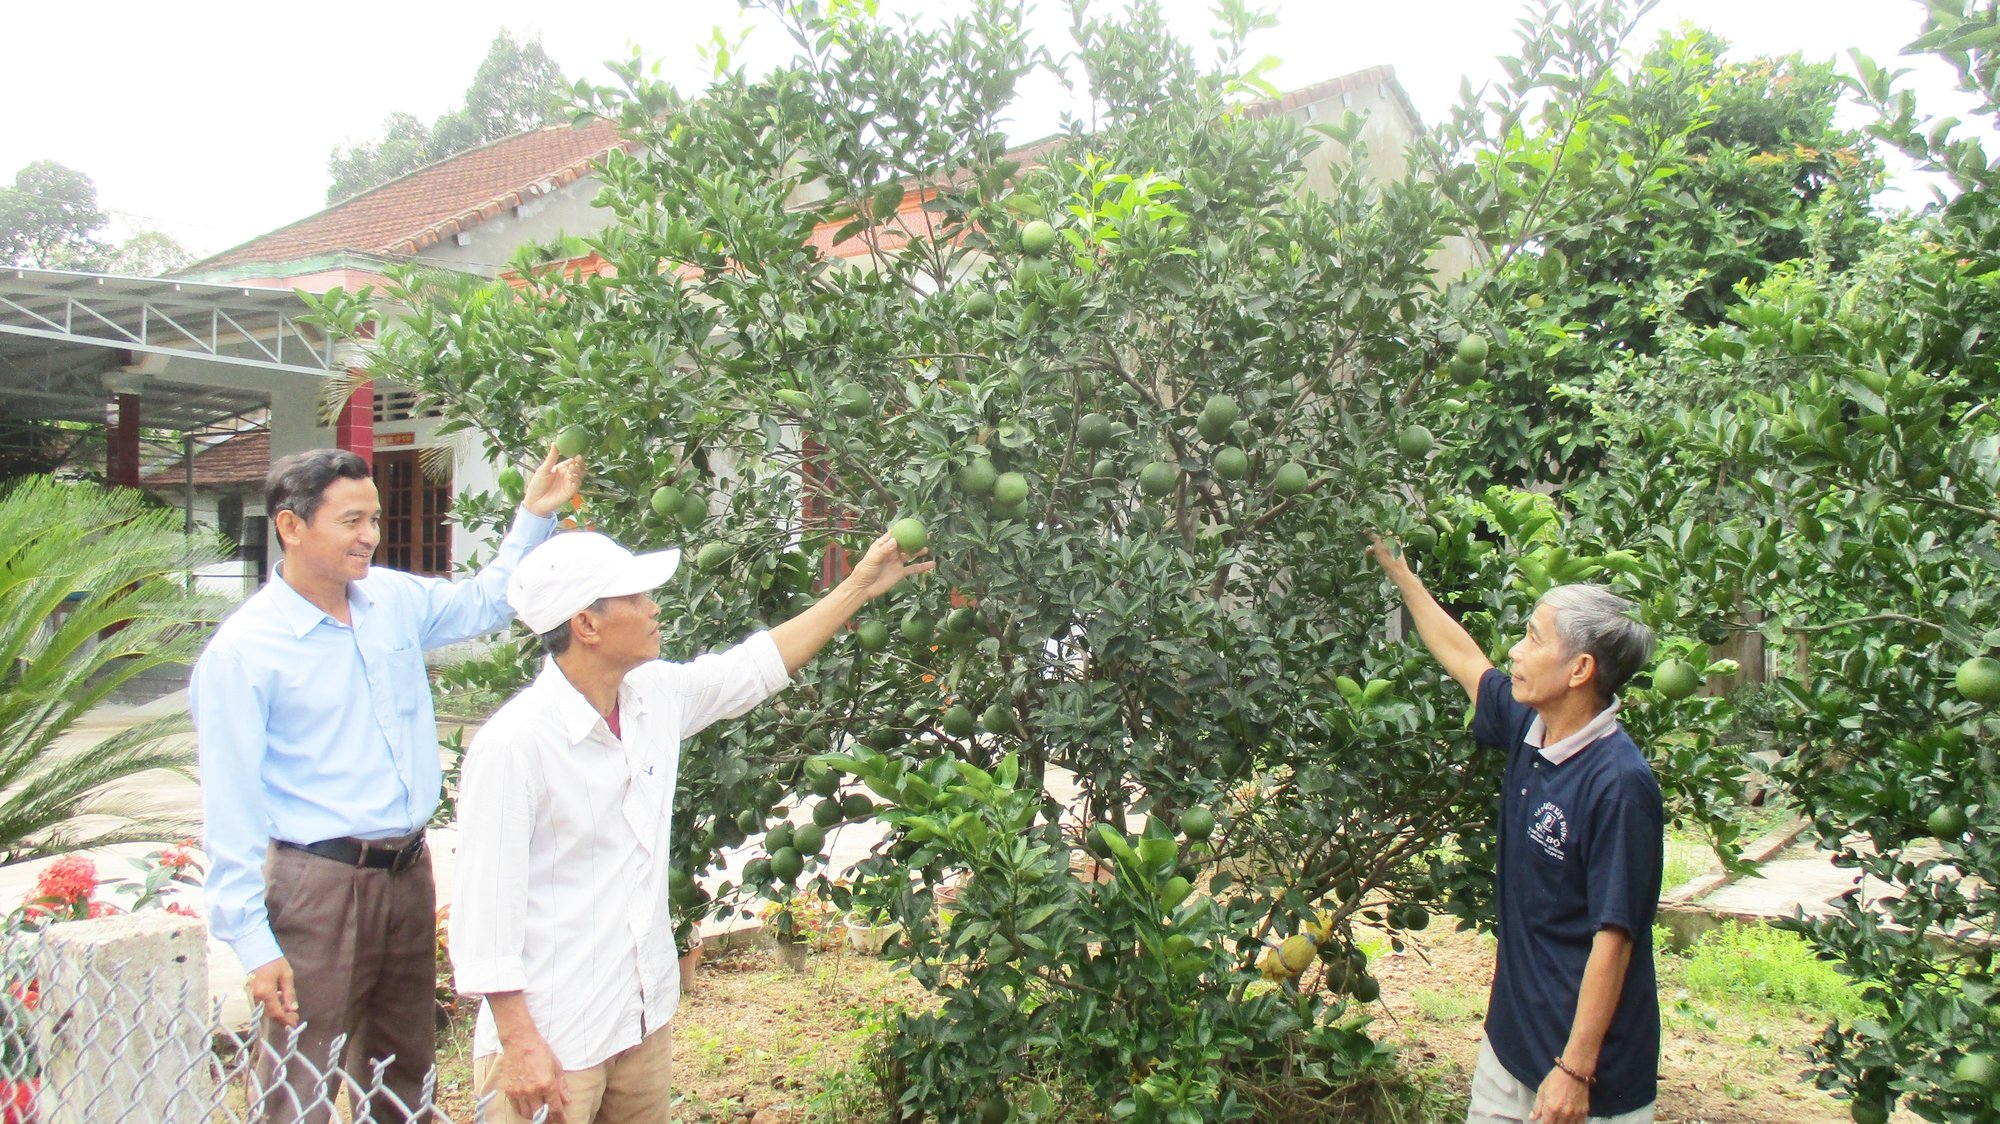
[89,66,1454,589]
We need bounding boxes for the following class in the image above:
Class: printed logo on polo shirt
[1528,801,1569,861]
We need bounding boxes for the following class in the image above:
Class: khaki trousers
[1467,1038,1655,1124]
[472,1026,673,1124]
[251,841,438,1123]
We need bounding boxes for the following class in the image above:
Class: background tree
[0,161,109,269]
[326,30,568,202]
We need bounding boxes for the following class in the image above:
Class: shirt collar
[534,658,648,745]
[1525,698,1621,765]
[265,561,370,637]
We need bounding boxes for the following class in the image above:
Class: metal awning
[0,267,335,430]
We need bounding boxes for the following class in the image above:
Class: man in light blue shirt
[192,445,581,1122]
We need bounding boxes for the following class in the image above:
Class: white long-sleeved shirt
[448,632,788,1069]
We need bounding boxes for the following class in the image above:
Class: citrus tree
[359,0,1761,1117]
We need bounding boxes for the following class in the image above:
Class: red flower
[31,856,96,905]
[158,847,196,870]
[84,900,121,919]
[165,903,199,919]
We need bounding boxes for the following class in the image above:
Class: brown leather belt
[277,831,427,873]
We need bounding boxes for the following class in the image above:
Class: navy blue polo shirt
[1473,668,1663,1116]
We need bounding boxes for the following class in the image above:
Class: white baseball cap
[508,531,681,633]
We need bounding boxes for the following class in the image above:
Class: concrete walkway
[8,690,1909,1027]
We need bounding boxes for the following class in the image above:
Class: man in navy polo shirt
[1369,535,1663,1124]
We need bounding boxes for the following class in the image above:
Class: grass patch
[1663,921,1869,1022]
[1409,987,1484,1024]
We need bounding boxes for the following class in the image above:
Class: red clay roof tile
[192,120,629,272]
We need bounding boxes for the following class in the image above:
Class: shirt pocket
[388,641,425,717]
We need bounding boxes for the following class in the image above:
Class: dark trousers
[252,840,437,1123]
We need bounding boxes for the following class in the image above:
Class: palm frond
[0,478,223,858]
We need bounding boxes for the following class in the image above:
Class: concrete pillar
[34,912,212,1123]
[106,393,141,487]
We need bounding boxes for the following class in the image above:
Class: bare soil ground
[433,924,1886,1124]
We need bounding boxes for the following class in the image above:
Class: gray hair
[1537,584,1656,699]
[538,598,606,657]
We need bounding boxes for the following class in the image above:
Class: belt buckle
[390,836,423,874]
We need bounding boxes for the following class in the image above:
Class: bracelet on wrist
[1552,1056,1595,1086]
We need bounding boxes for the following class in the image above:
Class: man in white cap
[449,527,932,1123]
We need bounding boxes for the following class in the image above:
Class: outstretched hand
[848,531,937,600]
[1364,532,1414,581]
[521,443,586,518]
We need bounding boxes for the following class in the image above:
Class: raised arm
[769,531,935,674]
[1365,533,1492,701]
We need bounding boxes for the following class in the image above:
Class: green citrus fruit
[1213,447,1249,481]
[668,868,696,907]
[1350,974,1381,1002]
[714,815,747,848]
[695,541,736,571]
[856,621,890,652]
[676,492,706,530]
[981,702,1015,734]
[942,704,977,738]
[651,485,684,519]
[792,823,826,855]
[845,382,878,418]
[773,388,813,412]
[959,458,998,495]
[808,764,841,798]
[1457,333,1489,365]
[1021,220,1058,256]
[964,290,997,318]
[1013,258,1051,287]
[1449,354,1484,384]
[741,857,772,885]
[943,606,978,635]
[889,517,927,553]
[1090,457,1117,480]
[1139,461,1179,497]
[1954,1051,2000,1089]
[842,793,874,821]
[496,466,525,497]
[1400,904,1431,931]
[976,1094,1010,1124]
[1396,424,1435,458]
[813,799,843,828]
[993,471,1030,507]
[1955,656,2000,705]
[1270,462,1309,497]
[554,425,591,458]
[1078,412,1115,449]
[1179,807,1216,841]
[1849,1099,1890,1124]
[1654,659,1702,701]
[736,807,763,835]
[1403,525,1438,554]
[769,847,804,884]
[765,823,794,852]
[1928,805,1970,839]
[900,612,934,645]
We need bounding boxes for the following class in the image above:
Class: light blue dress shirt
[191,510,555,971]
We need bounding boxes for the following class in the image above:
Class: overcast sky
[1,1,1977,261]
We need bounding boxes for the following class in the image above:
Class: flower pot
[774,937,810,972]
[844,911,900,955]
[677,935,703,992]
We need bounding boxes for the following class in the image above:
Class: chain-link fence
[0,912,537,1123]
